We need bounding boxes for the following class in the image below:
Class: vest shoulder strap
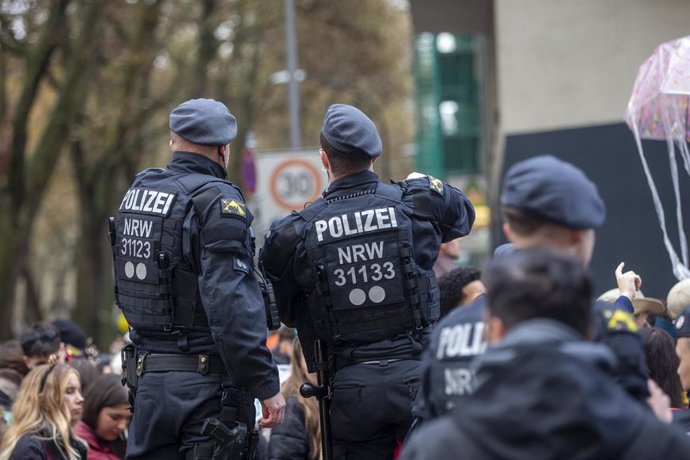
[298,198,328,222]
[374,181,403,202]
[175,174,245,218]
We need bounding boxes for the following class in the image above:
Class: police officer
[414,155,649,424]
[260,104,475,459]
[111,99,284,460]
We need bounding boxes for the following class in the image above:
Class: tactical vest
[298,182,439,347]
[427,300,486,417]
[110,169,239,335]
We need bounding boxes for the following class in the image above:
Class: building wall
[495,0,690,134]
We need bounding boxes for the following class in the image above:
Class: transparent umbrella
[625,35,690,280]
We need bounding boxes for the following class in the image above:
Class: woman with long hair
[74,373,130,460]
[0,363,86,460]
[641,327,685,408]
[268,339,321,460]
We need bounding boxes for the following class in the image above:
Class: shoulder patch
[603,309,638,333]
[220,198,246,218]
[429,176,444,195]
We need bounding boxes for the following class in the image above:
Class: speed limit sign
[270,158,323,210]
[251,150,325,242]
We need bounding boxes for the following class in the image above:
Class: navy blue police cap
[169,98,237,146]
[501,155,606,229]
[675,306,690,339]
[321,104,382,158]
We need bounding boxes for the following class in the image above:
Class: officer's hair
[484,247,592,336]
[438,267,482,319]
[320,133,373,176]
[502,206,556,236]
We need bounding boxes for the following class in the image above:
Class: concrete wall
[495,0,690,134]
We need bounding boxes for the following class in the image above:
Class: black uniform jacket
[127,152,279,400]
[261,171,475,368]
[402,320,690,460]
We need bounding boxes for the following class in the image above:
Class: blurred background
[1,0,689,347]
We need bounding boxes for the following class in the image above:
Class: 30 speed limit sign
[251,150,326,242]
[270,158,323,210]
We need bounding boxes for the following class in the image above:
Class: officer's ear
[319,149,330,171]
[503,222,515,243]
[486,315,507,344]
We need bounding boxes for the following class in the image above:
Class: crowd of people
[3,96,690,460]
[0,320,130,459]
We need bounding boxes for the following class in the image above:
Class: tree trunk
[0,215,22,339]
[72,0,162,347]
[74,195,114,347]
[0,0,101,335]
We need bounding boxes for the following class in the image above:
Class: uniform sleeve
[402,176,475,242]
[260,217,303,328]
[193,189,280,401]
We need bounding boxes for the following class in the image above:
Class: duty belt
[135,352,226,376]
[333,355,419,371]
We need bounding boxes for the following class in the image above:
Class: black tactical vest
[298,182,439,347]
[111,169,236,335]
[427,299,486,417]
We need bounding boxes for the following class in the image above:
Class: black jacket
[120,152,279,400]
[9,434,87,460]
[262,171,475,370]
[267,397,311,460]
[402,320,690,460]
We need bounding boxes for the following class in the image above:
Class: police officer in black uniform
[414,155,648,426]
[260,104,475,459]
[111,98,284,460]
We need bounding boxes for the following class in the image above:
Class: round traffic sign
[270,158,324,210]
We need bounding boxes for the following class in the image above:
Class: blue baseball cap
[169,98,237,146]
[321,104,382,158]
[501,155,606,229]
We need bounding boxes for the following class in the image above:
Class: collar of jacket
[167,151,226,179]
[324,170,379,196]
[474,319,616,379]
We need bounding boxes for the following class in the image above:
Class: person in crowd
[0,364,86,460]
[433,238,462,278]
[668,278,690,320]
[640,328,685,408]
[0,368,23,431]
[68,359,99,396]
[52,319,89,361]
[261,103,475,459]
[438,267,484,319]
[674,306,690,392]
[402,248,690,460]
[19,322,65,369]
[413,155,650,428]
[673,306,690,432]
[269,326,296,366]
[0,341,29,377]
[75,374,130,460]
[112,98,283,459]
[0,369,22,412]
[597,288,665,328]
[267,339,320,460]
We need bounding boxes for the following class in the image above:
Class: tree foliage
[0,0,413,345]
